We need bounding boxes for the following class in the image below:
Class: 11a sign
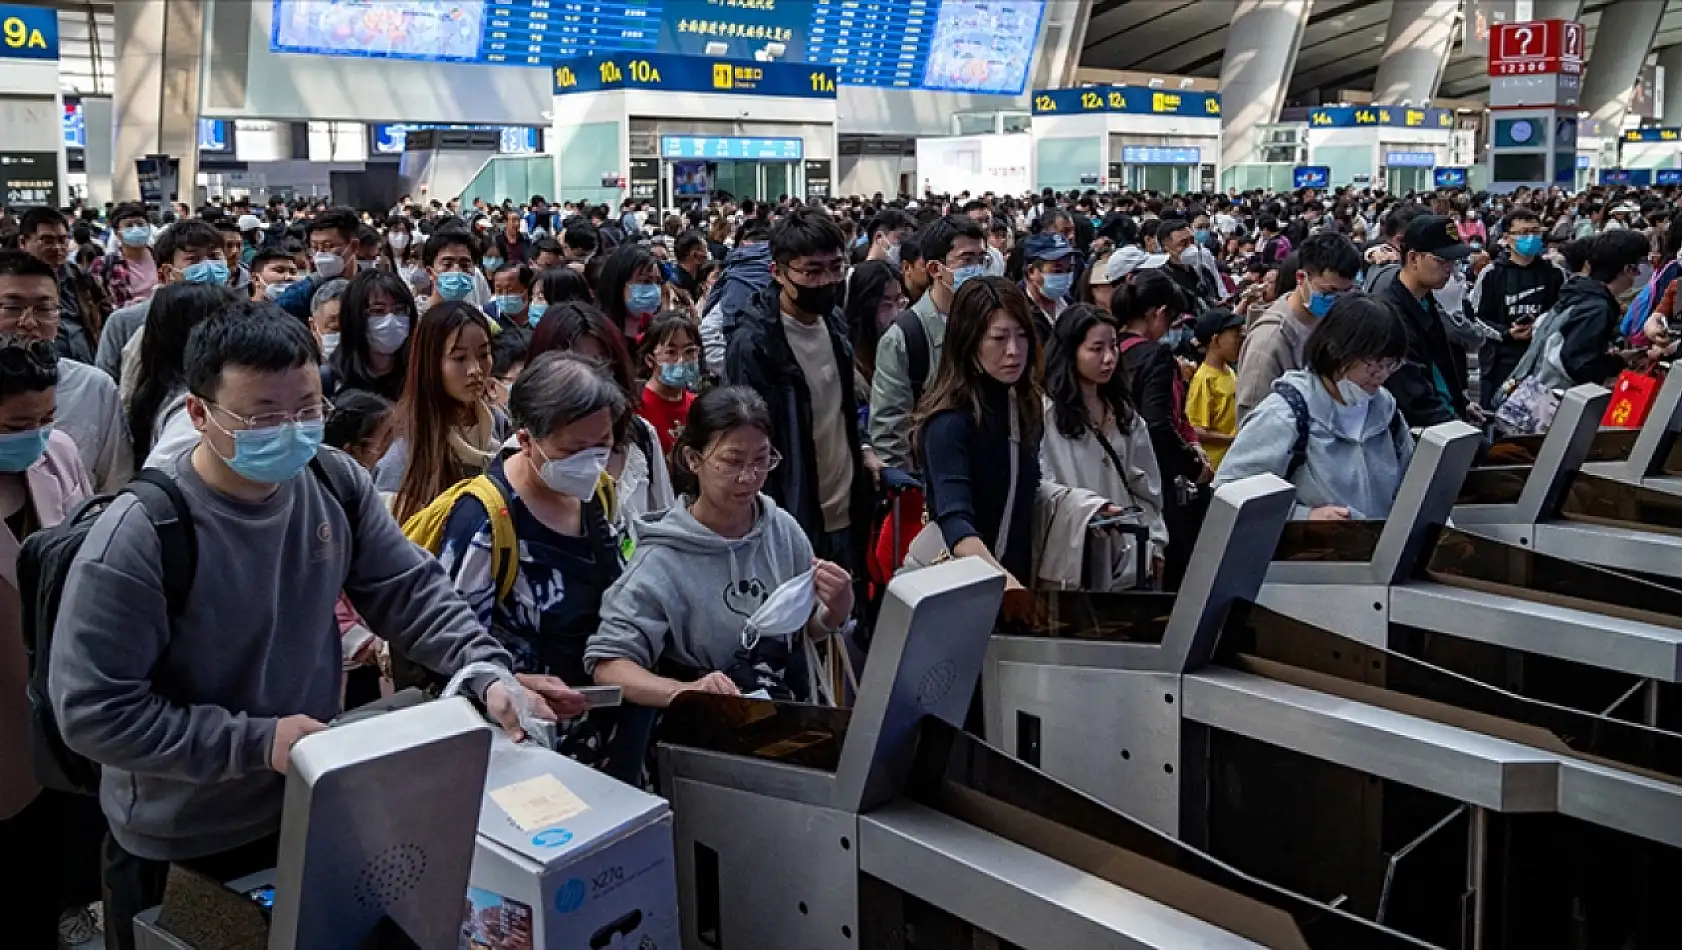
[1488,19,1584,77]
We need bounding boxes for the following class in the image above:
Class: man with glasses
[49,303,586,950]
[272,206,365,321]
[725,207,873,585]
[17,206,109,366]
[1381,214,1476,427]
[1237,232,1361,421]
[1472,208,1563,408]
[0,251,132,492]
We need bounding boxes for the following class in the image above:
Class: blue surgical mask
[657,359,701,391]
[1307,289,1340,317]
[482,256,504,271]
[528,300,549,322]
[120,226,150,247]
[182,260,229,285]
[213,418,325,484]
[1041,272,1072,300]
[1514,234,1544,258]
[0,426,50,472]
[1194,229,1210,244]
[495,294,526,315]
[628,282,662,314]
[951,264,986,291]
[436,271,475,301]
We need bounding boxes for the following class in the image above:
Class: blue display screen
[271,0,1044,95]
[1293,166,1330,189]
[1433,167,1468,188]
[63,101,84,150]
[660,135,802,160]
[1121,146,1200,165]
[371,123,541,154]
[198,119,231,152]
[1384,150,1436,168]
[1657,169,1682,186]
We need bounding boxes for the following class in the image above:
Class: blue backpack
[1622,260,1678,338]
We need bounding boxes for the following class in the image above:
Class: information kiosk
[549,51,838,212]
[1029,85,1222,193]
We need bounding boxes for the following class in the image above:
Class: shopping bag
[1493,376,1561,435]
[1602,371,1661,429]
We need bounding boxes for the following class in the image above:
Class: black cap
[1194,308,1245,345]
[1400,214,1473,260]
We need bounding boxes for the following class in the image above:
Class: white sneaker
[58,906,101,948]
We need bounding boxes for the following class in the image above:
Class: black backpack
[21,458,360,795]
[894,309,932,405]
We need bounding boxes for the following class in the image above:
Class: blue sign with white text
[661,136,803,161]
[1031,85,1221,118]
[1600,168,1652,186]
[1121,146,1201,165]
[554,52,837,100]
[1385,151,1436,168]
[1433,167,1468,188]
[1577,154,1592,169]
[1657,169,1682,186]
[198,120,230,153]
[0,3,58,60]
[1293,166,1331,189]
[1308,105,1453,130]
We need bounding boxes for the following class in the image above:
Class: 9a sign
[0,4,57,60]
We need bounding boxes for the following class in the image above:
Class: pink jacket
[0,431,94,818]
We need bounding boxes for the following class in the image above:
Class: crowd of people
[0,179,1672,948]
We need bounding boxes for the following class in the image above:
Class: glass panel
[1456,465,1530,505]
[1419,527,1682,623]
[1487,428,1640,465]
[992,590,1176,643]
[763,162,793,203]
[657,694,849,772]
[1272,520,1386,562]
[1314,144,1373,189]
[1034,135,1101,192]
[1560,472,1682,535]
[553,120,622,207]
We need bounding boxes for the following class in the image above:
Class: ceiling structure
[1080,0,1682,104]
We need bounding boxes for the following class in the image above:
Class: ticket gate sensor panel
[657,534,1430,950]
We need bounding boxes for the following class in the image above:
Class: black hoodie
[1474,254,1564,399]
[1549,274,1626,386]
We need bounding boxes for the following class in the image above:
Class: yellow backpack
[402,476,520,602]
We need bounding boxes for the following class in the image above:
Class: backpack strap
[1271,380,1312,479]
[1388,408,1410,460]
[464,475,520,602]
[125,469,197,617]
[308,454,362,558]
[895,309,930,405]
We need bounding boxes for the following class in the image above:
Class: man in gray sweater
[48,303,583,950]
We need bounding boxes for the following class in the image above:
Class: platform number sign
[0,4,57,60]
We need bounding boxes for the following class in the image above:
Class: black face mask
[788,278,842,316]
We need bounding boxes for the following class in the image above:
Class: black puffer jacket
[1548,275,1626,386]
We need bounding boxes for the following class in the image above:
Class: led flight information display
[271,0,1045,95]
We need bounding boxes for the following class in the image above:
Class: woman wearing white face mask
[430,351,640,775]
[322,270,414,401]
[1216,295,1415,521]
[380,219,428,298]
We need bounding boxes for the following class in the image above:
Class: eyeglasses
[787,263,846,282]
[208,399,332,430]
[0,304,59,325]
[701,448,782,481]
[1357,358,1404,378]
[655,344,701,361]
[944,252,988,269]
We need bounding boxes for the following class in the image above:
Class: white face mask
[1336,379,1375,407]
[536,444,608,499]
[366,313,411,356]
[319,331,340,358]
[313,252,345,279]
[741,567,816,649]
[389,232,410,250]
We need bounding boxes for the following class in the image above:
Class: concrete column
[112,0,203,204]
[1373,0,1461,105]
[1531,0,1584,21]
[1217,0,1313,170]
[1661,45,1682,126]
[1580,0,1665,133]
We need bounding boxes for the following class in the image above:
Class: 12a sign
[1488,19,1584,77]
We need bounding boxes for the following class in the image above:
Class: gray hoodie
[49,447,514,861]
[584,494,814,686]
[1215,370,1415,520]
[1234,295,1315,422]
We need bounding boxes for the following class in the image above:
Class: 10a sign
[1488,19,1584,77]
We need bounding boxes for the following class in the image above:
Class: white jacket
[1038,401,1169,590]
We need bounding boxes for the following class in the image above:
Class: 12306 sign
[1488,19,1584,77]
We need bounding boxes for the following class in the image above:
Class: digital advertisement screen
[270,0,1045,95]
[370,123,540,154]
[63,101,84,150]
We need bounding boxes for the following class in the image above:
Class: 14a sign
[1488,19,1584,77]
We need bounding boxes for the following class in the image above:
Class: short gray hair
[510,351,630,441]
[310,278,350,316]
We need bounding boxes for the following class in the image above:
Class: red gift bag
[1602,371,1660,429]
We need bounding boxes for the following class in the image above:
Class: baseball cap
[1023,232,1074,263]
[1194,308,1245,345]
[1089,252,1118,285]
[1401,214,1473,260]
[236,214,262,231]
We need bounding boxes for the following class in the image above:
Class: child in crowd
[637,310,703,454]
[323,390,398,707]
[1186,308,1243,472]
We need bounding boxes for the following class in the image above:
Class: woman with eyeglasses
[381,301,501,524]
[0,334,100,948]
[322,270,416,402]
[1217,295,1416,521]
[587,385,854,706]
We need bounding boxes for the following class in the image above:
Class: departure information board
[271,0,1045,95]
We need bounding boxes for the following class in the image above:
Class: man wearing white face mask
[272,207,364,322]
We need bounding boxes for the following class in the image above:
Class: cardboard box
[468,739,678,950]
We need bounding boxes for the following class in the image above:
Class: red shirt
[639,386,694,454]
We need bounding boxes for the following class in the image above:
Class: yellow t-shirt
[1186,362,1238,469]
